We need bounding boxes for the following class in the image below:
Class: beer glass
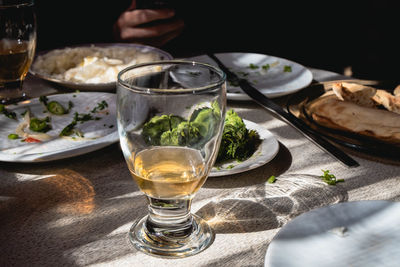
[0,0,36,104]
[117,60,226,257]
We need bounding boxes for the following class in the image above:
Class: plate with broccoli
[210,110,279,177]
[0,92,118,162]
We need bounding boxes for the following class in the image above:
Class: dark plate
[286,82,400,158]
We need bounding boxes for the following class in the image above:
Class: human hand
[113,0,184,47]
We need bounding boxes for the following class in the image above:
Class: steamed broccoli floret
[160,122,201,146]
[177,121,201,145]
[160,128,179,146]
[142,114,184,145]
[142,101,223,147]
[216,109,261,163]
[190,106,221,143]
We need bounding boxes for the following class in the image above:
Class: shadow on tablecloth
[196,174,349,234]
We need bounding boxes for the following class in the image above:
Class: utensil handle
[238,80,359,167]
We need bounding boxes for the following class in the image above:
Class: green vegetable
[320,169,344,185]
[39,95,72,115]
[160,121,202,146]
[29,117,51,132]
[283,65,292,72]
[91,100,108,113]
[142,114,184,145]
[8,133,19,139]
[216,109,261,163]
[190,107,220,140]
[47,101,67,115]
[141,101,222,147]
[262,64,270,71]
[267,175,276,183]
[59,110,103,137]
[0,104,17,120]
[248,63,259,69]
[59,121,77,136]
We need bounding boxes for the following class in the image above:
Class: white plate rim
[0,92,119,162]
[210,119,279,177]
[187,52,313,101]
[264,200,400,267]
[29,43,173,91]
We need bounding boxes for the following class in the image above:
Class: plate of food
[0,92,118,162]
[287,81,400,157]
[265,200,400,267]
[30,43,173,91]
[187,53,313,101]
[210,110,279,177]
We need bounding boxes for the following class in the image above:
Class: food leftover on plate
[303,82,400,144]
[31,45,164,84]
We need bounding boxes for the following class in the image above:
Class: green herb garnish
[267,175,276,183]
[248,63,259,69]
[320,169,344,185]
[59,110,101,137]
[283,65,292,72]
[91,100,108,113]
[262,64,270,71]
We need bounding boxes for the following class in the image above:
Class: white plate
[265,200,400,267]
[30,43,173,91]
[210,120,279,177]
[0,92,119,162]
[188,53,313,101]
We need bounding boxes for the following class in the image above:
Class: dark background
[35,0,399,81]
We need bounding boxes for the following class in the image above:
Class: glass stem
[145,197,194,239]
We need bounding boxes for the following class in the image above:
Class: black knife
[207,53,359,167]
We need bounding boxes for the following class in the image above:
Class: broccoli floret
[190,106,221,144]
[160,121,202,146]
[142,114,184,145]
[177,121,201,145]
[216,109,261,163]
[160,128,179,146]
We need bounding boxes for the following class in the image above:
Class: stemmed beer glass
[117,60,226,257]
[0,0,36,104]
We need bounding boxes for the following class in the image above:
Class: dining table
[1,65,400,267]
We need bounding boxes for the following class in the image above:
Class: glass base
[128,214,214,258]
[0,80,26,105]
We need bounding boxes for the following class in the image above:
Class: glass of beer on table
[116,60,226,258]
[0,0,36,105]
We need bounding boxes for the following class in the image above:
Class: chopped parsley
[283,65,292,72]
[91,100,108,113]
[320,169,344,185]
[248,63,259,69]
[262,64,270,71]
[59,100,105,137]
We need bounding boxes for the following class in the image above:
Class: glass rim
[117,60,226,94]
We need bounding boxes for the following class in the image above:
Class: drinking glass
[117,60,226,257]
[0,0,36,105]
